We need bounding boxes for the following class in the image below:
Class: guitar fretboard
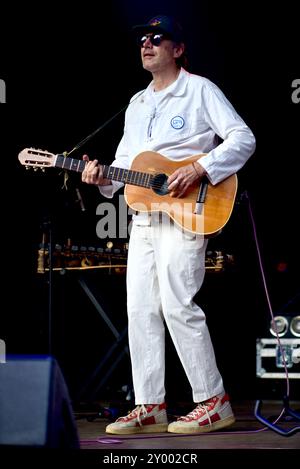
[56,154,152,189]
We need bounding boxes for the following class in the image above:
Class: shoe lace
[179,399,216,425]
[117,405,148,426]
[137,405,148,426]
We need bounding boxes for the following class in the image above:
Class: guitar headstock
[18,148,56,171]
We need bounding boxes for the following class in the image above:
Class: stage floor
[77,400,300,450]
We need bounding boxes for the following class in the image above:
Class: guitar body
[125,151,237,236]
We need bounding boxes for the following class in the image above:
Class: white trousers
[127,215,224,404]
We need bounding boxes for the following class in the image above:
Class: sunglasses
[138,33,166,48]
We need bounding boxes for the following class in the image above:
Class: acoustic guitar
[18,148,237,236]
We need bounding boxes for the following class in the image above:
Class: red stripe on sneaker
[158,403,167,411]
[135,416,156,427]
[199,413,221,426]
[221,393,230,405]
[145,405,155,412]
[143,416,156,425]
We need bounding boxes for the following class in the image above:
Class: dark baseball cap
[132,15,185,43]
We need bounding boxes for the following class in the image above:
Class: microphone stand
[40,218,53,356]
[48,219,53,356]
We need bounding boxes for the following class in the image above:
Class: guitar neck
[55,154,152,188]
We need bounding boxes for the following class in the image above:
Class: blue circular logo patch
[171,116,185,129]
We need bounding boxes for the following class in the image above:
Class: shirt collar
[144,68,189,100]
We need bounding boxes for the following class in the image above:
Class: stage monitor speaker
[0,356,79,448]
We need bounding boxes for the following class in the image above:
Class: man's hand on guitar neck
[168,161,207,198]
[81,155,112,186]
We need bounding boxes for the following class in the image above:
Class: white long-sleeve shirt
[100,67,256,204]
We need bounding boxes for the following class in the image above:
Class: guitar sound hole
[150,173,169,195]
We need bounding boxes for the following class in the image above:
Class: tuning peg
[41,168,45,172]
[34,167,39,171]
[25,166,30,170]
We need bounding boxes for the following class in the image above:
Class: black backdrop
[1,0,299,403]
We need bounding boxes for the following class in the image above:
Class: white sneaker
[168,392,235,433]
[106,403,168,434]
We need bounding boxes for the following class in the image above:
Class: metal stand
[255,397,300,436]
[39,218,54,356]
[75,275,130,403]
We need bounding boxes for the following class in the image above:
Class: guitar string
[57,157,164,190]
[57,156,203,190]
